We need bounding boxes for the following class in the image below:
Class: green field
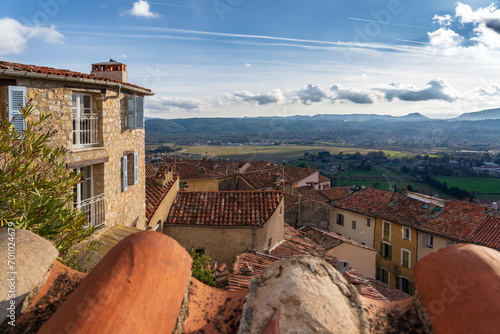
[436,176,500,194]
[183,145,379,163]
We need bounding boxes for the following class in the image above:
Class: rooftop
[375,195,430,229]
[299,225,376,252]
[0,61,152,94]
[333,187,394,217]
[145,175,178,224]
[166,191,283,227]
[469,215,500,249]
[146,161,224,181]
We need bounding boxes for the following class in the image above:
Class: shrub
[188,248,215,286]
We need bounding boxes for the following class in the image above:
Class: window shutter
[380,242,383,256]
[8,86,26,133]
[396,276,400,290]
[408,280,413,295]
[127,97,135,129]
[135,96,144,129]
[376,267,380,281]
[122,156,128,191]
[133,153,138,185]
[388,244,392,260]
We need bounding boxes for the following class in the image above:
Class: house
[299,225,377,278]
[164,190,284,264]
[146,161,223,191]
[145,165,179,231]
[228,223,410,302]
[373,190,432,295]
[330,187,393,248]
[0,61,153,229]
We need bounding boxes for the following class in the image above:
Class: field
[183,145,379,163]
[436,176,500,194]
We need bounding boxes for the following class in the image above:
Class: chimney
[154,166,173,186]
[392,192,400,204]
[335,260,349,275]
[493,202,498,211]
[402,187,408,197]
[91,61,128,82]
[427,203,436,215]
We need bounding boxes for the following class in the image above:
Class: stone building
[164,190,284,265]
[0,61,153,229]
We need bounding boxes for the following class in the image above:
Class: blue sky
[2,0,500,119]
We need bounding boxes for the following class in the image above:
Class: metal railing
[76,193,106,227]
[72,113,100,148]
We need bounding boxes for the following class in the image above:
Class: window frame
[352,220,357,230]
[366,218,371,227]
[382,221,391,242]
[381,241,392,260]
[7,86,26,133]
[379,267,390,285]
[421,233,434,248]
[399,276,411,294]
[126,95,144,130]
[402,226,411,241]
[401,248,411,268]
[336,213,344,226]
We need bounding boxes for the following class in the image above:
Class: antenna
[174,137,177,171]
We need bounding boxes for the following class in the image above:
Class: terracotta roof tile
[319,187,351,201]
[375,195,430,229]
[295,186,330,203]
[146,161,224,180]
[284,194,300,210]
[419,200,487,241]
[145,175,178,224]
[228,223,407,301]
[240,169,281,189]
[469,215,500,249]
[166,191,283,227]
[333,187,394,216]
[283,166,318,183]
[0,61,152,93]
[299,225,376,251]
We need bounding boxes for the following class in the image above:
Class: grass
[435,176,500,194]
[183,145,379,163]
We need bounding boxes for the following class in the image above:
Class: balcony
[76,193,106,228]
[72,113,101,149]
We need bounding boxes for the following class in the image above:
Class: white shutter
[133,153,138,185]
[122,156,128,191]
[135,96,144,129]
[8,86,26,133]
[127,97,135,129]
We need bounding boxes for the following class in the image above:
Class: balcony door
[74,165,105,227]
[72,94,98,148]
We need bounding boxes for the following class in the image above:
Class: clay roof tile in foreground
[0,61,152,93]
[166,191,283,227]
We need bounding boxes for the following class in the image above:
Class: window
[72,94,100,148]
[352,220,357,230]
[336,213,344,226]
[402,227,411,241]
[378,267,390,285]
[421,233,434,248]
[446,239,457,247]
[7,86,26,133]
[122,152,138,191]
[381,241,392,260]
[401,249,411,268]
[268,237,273,247]
[398,276,412,294]
[126,96,144,129]
[366,218,371,227]
[383,221,391,241]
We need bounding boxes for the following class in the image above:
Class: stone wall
[285,199,331,230]
[1,78,147,230]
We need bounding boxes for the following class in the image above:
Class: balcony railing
[76,193,106,227]
[72,113,100,148]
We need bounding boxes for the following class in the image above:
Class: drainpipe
[253,227,256,251]
[102,84,121,101]
[298,193,302,227]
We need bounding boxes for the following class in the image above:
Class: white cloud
[455,2,500,47]
[228,89,284,105]
[373,78,460,102]
[294,84,328,105]
[0,18,64,55]
[244,63,252,67]
[428,28,463,47]
[123,1,160,18]
[147,96,209,112]
[330,85,376,104]
[433,14,452,27]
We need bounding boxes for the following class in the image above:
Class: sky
[2,0,500,119]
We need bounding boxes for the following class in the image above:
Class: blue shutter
[135,96,144,129]
[133,153,138,185]
[122,156,128,191]
[8,86,26,133]
[127,97,135,129]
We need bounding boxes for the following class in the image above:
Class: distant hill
[399,112,429,121]
[454,108,500,121]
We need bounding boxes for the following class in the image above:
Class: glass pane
[83,95,91,113]
[72,95,77,114]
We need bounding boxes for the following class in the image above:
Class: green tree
[0,101,95,266]
[188,248,215,286]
